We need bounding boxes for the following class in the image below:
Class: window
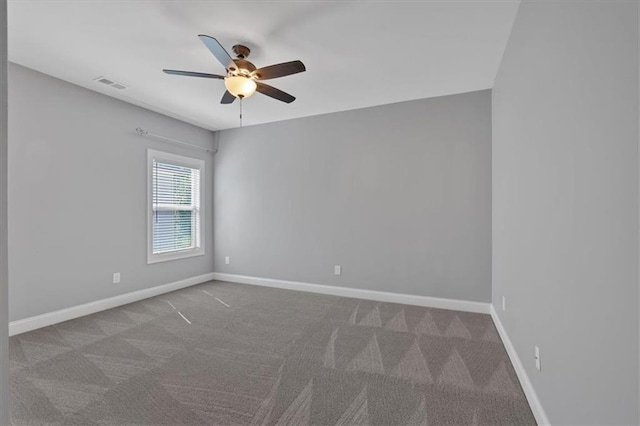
[147,150,204,263]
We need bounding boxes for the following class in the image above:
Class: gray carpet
[9,281,536,425]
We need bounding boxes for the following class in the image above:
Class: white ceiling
[8,1,520,131]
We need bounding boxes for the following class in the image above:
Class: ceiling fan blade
[256,82,296,103]
[220,90,236,104]
[254,60,306,80]
[163,69,225,79]
[198,35,236,71]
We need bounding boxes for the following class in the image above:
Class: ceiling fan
[163,35,306,104]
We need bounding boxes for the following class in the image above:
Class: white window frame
[147,149,205,264]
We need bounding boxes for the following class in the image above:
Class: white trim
[490,305,551,425]
[211,272,491,314]
[9,273,215,336]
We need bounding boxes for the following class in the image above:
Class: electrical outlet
[502,296,506,311]
[535,346,541,371]
[113,272,121,284]
[334,265,341,276]
[225,256,230,265]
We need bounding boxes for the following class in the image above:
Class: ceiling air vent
[93,76,128,90]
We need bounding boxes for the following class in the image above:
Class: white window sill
[147,248,205,264]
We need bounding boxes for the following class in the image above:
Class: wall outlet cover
[225,256,230,265]
[113,272,121,284]
[334,265,342,276]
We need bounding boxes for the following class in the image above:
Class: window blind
[152,161,201,254]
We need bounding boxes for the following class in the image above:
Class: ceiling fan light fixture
[224,76,257,98]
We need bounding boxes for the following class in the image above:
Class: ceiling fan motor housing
[231,58,256,76]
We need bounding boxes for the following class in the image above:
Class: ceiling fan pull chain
[240,96,243,128]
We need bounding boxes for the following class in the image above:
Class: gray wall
[0,0,7,423]
[214,90,492,302]
[8,63,215,321]
[492,1,639,424]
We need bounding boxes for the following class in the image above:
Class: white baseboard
[490,305,550,425]
[9,272,216,336]
[211,272,491,314]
